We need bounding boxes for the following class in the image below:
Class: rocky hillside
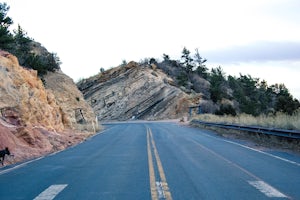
[43,71,97,131]
[78,62,201,121]
[78,48,299,121]
[0,51,98,165]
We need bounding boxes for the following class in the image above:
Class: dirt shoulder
[0,122,96,167]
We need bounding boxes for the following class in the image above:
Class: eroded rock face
[78,62,199,121]
[0,50,98,165]
[0,50,64,130]
[43,71,97,131]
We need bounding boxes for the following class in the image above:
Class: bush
[200,100,218,113]
[177,72,188,87]
[215,104,237,116]
[23,52,60,76]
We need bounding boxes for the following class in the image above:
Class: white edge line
[202,132,300,167]
[224,139,300,166]
[0,156,44,175]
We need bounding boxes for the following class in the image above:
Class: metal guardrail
[191,120,300,139]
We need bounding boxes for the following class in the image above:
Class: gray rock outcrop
[78,62,199,121]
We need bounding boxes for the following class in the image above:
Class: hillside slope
[78,62,200,121]
[0,51,98,165]
[77,52,300,122]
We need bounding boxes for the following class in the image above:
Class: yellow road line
[147,128,158,200]
[148,127,173,200]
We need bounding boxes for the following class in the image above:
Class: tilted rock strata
[78,62,198,121]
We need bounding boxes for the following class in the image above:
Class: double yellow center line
[147,127,173,200]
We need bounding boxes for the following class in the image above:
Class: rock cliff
[43,71,97,131]
[78,62,201,121]
[0,51,98,165]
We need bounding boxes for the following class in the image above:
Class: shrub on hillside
[215,104,237,116]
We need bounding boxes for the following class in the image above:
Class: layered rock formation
[78,62,201,121]
[0,51,98,165]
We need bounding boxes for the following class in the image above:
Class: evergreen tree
[121,60,127,67]
[228,74,261,115]
[271,84,300,115]
[0,3,13,50]
[12,25,32,64]
[181,47,194,72]
[194,48,208,79]
[163,54,170,62]
[149,58,157,64]
[209,66,226,103]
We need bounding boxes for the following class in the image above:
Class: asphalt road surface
[0,122,299,200]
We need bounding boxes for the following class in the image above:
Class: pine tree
[209,66,226,103]
[181,47,194,72]
[194,48,208,79]
[0,3,13,50]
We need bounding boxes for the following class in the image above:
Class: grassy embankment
[194,111,300,131]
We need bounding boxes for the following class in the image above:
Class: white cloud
[203,41,300,63]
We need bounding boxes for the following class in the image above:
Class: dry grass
[194,111,300,131]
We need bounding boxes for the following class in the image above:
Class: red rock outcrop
[0,51,98,166]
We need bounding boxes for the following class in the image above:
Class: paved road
[0,122,299,199]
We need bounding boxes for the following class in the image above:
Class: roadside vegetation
[194,111,300,131]
[0,3,61,76]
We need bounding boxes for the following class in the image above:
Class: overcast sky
[4,0,300,99]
